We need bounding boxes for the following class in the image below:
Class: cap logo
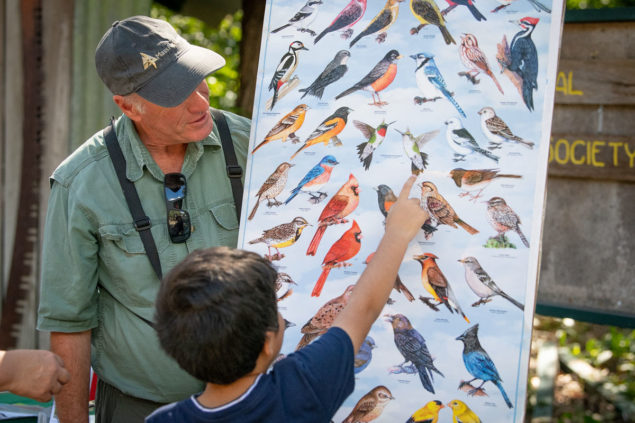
[140,52,158,70]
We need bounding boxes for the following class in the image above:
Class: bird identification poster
[238,0,564,421]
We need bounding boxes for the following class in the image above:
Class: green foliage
[566,0,634,9]
[483,234,516,249]
[151,4,242,114]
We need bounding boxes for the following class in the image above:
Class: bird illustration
[491,0,551,13]
[447,399,482,423]
[342,385,394,423]
[375,184,437,237]
[444,117,499,163]
[458,256,524,310]
[311,220,362,297]
[248,162,294,220]
[349,0,404,47]
[505,17,539,111]
[459,33,503,94]
[385,313,444,393]
[268,40,308,110]
[354,336,376,374]
[275,272,297,302]
[486,196,529,247]
[271,0,323,36]
[299,50,350,100]
[291,107,353,160]
[410,0,455,44]
[296,285,354,350]
[411,52,466,118]
[413,253,470,322]
[478,106,534,150]
[406,400,445,423]
[445,0,486,21]
[365,252,415,302]
[285,155,339,205]
[397,127,439,175]
[449,168,521,201]
[248,216,311,261]
[354,119,395,170]
[252,104,309,154]
[456,324,514,408]
[306,174,360,257]
[420,181,479,235]
[336,49,401,107]
[314,0,367,44]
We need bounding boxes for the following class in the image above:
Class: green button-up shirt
[37,109,250,402]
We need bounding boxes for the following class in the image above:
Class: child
[146,176,428,422]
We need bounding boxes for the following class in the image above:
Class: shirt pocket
[208,202,239,246]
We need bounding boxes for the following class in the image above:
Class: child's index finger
[398,175,417,200]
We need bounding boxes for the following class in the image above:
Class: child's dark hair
[155,246,279,384]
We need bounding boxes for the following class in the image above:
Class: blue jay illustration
[411,52,466,118]
[354,336,376,374]
[456,324,513,408]
[284,155,339,205]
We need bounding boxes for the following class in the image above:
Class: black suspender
[211,108,243,220]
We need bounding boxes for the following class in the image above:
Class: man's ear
[113,95,141,121]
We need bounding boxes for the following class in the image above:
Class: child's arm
[332,176,429,353]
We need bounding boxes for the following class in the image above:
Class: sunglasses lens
[164,173,186,204]
[167,209,191,243]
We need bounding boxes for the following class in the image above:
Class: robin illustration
[299,50,350,100]
[271,0,323,36]
[411,52,466,117]
[459,33,503,94]
[486,196,529,247]
[275,272,297,302]
[306,174,360,257]
[285,155,339,205]
[420,181,479,235]
[335,49,402,107]
[291,107,353,160]
[314,0,367,44]
[413,253,470,322]
[457,324,514,408]
[355,336,376,374]
[342,385,394,423]
[354,119,395,170]
[447,399,482,423]
[385,313,444,393]
[248,216,311,261]
[397,127,439,175]
[311,220,362,297]
[444,117,499,163]
[406,400,445,423]
[349,0,404,47]
[449,168,521,201]
[504,17,539,111]
[252,104,309,154]
[458,256,524,309]
[410,0,455,45]
[248,162,294,221]
[365,252,415,302]
[478,106,534,150]
[375,184,437,236]
[296,285,354,350]
[268,40,308,110]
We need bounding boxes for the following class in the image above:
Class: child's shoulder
[145,398,195,422]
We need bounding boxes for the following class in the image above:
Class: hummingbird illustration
[397,127,440,175]
[354,119,395,170]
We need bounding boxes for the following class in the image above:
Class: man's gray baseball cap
[95,16,225,108]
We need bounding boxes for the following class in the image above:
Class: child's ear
[262,331,277,358]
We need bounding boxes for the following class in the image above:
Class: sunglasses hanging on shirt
[164,173,191,243]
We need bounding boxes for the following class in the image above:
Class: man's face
[135,80,214,145]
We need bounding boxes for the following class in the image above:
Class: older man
[37,16,250,423]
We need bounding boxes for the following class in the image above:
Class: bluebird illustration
[299,50,350,100]
[342,385,394,423]
[397,127,439,175]
[271,0,323,36]
[444,117,499,163]
[354,336,376,374]
[385,313,444,394]
[349,0,404,47]
[478,106,534,150]
[354,119,395,170]
[458,256,524,310]
[336,49,402,107]
[268,40,308,110]
[459,33,503,94]
[456,324,514,408]
[285,155,339,205]
[410,0,455,45]
[252,104,309,154]
[248,162,294,221]
[447,399,482,423]
[501,17,539,111]
[291,107,353,160]
[411,52,466,117]
[314,0,367,44]
[406,400,445,423]
[248,217,311,261]
[445,0,486,21]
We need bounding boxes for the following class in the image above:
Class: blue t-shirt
[146,327,354,423]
